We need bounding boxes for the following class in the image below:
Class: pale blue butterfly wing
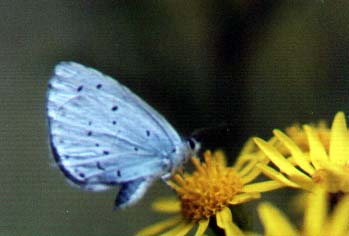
[47,62,195,208]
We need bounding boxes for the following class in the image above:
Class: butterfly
[46,62,200,209]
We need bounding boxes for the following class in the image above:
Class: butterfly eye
[187,138,200,152]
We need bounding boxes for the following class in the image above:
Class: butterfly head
[176,138,201,165]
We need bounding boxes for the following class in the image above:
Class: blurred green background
[2,0,349,235]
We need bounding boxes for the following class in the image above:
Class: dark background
[2,0,349,235]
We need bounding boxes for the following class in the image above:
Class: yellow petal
[213,150,227,167]
[258,202,298,236]
[238,158,262,184]
[273,129,315,175]
[303,186,327,236]
[216,207,243,236]
[159,221,194,236]
[194,218,210,236]
[228,192,261,204]
[327,195,349,236]
[236,155,258,176]
[329,112,349,165]
[238,137,256,156]
[254,138,311,183]
[152,197,180,213]
[304,125,328,169]
[242,180,285,193]
[191,157,206,176]
[256,163,301,188]
[235,137,277,172]
[136,216,182,236]
[234,154,250,172]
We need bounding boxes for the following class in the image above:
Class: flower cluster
[136,112,349,236]
[254,112,349,194]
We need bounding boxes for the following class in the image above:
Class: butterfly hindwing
[114,177,155,209]
[47,62,183,193]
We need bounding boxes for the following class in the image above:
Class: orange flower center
[170,152,243,221]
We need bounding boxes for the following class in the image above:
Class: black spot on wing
[96,84,102,89]
[146,130,150,137]
[77,85,83,92]
[97,162,105,170]
[87,131,92,136]
[111,105,118,111]
[103,150,109,155]
[112,120,117,125]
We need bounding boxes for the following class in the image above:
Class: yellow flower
[136,150,282,236]
[277,121,330,155]
[258,186,349,236]
[254,111,349,193]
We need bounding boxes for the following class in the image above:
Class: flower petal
[213,150,227,167]
[327,195,349,236]
[238,137,256,156]
[152,197,180,213]
[216,207,243,236]
[235,137,277,172]
[303,186,327,236]
[258,202,298,236]
[228,192,260,204]
[194,218,210,236]
[242,180,285,193]
[237,157,261,182]
[304,125,328,168]
[256,163,301,188]
[329,112,349,165]
[254,138,311,183]
[159,221,194,236]
[136,216,183,236]
[273,129,315,175]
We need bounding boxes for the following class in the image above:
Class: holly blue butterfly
[46,62,200,209]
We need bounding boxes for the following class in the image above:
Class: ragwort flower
[136,150,282,236]
[254,111,349,194]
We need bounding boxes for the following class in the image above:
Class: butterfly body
[47,62,199,208]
